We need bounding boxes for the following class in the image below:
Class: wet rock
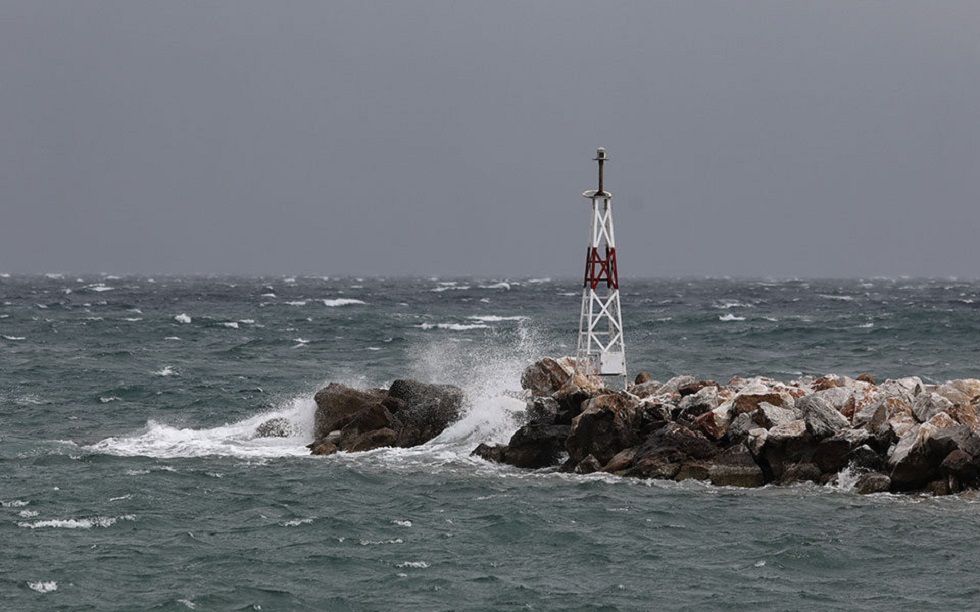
[521,357,574,396]
[780,462,823,485]
[627,422,718,479]
[310,441,339,456]
[708,443,765,488]
[567,393,643,465]
[674,462,711,481]
[313,383,388,439]
[844,444,885,472]
[854,472,891,494]
[527,397,559,423]
[941,449,980,491]
[347,427,398,452]
[677,380,718,397]
[472,443,507,463]
[504,422,572,469]
[575,454,603,475]
[693,410,725,441]
[255,417,293,438]
[387,379,465,447]
[887,423,946,490]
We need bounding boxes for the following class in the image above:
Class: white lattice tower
[576,147,627,389]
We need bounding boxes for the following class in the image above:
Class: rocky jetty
[473,357,980,495]
[307,379,464,455]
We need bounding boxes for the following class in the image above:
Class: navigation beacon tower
[576,147,627,389]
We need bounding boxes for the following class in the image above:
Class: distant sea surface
[4,275,980,610]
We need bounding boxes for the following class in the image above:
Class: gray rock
[566,393,644,466]
[799,395,850,440]
[752,402,796,429]
[911,392,954,423]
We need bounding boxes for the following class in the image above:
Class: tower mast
[576,147,627,389]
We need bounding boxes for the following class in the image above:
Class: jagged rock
[746,427,768,456]
[677,386,719,421]
[857,373,877,385]
[521,357,574,396]
[628,422,718,479]
[693,410,724,440]
[799,395,850,440]
[751,402,796,429]
[760,420,815,482]
[310,441,339,456]
[911,392,954,424]
[726,412,756,443]
[657,375,698,396]
[633,371,654,385]
[810,387,853,412]
[255,417,293,438]
[935,379,980,406]
[887,422,950,490]
[708,443,765,487]
[854,472,891,494]
[866,397,913,431]
[553,374,600,422]
[313,383,388,439]
[946,403,980,434]
[567,393,643,465]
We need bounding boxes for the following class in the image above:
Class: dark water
[3,275,980,610]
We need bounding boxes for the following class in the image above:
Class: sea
[3,274,980,611]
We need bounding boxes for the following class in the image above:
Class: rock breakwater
[474,358,980,495]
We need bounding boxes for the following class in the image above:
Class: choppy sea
[4,275,980,610]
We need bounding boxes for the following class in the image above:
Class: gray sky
[2,2,978,278]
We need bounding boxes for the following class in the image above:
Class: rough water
[4,275,980,610]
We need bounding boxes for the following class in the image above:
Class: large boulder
[387,379,465,447]
[521,357,573,397]
[502,422,572,469]
[313,383,388,439]
[311,379,464,454]
[799,395,850,440]
[911,392,954,424]
[566,393,644,466]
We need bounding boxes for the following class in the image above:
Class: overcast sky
[2,2,978,278]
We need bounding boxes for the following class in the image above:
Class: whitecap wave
[85,395,317,459]
[19,515,135,529]
[417,323,490,331]
[154,366,177,376]
[3,335,26,341]
[174,313,191,324]
[222,322,239,329]
[479,282,511,290]
[467,315,528,322]
[28,581,57,593]
[719,314,746,322]
[323,299,367,307]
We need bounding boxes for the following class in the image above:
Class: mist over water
[3,275,980,610]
